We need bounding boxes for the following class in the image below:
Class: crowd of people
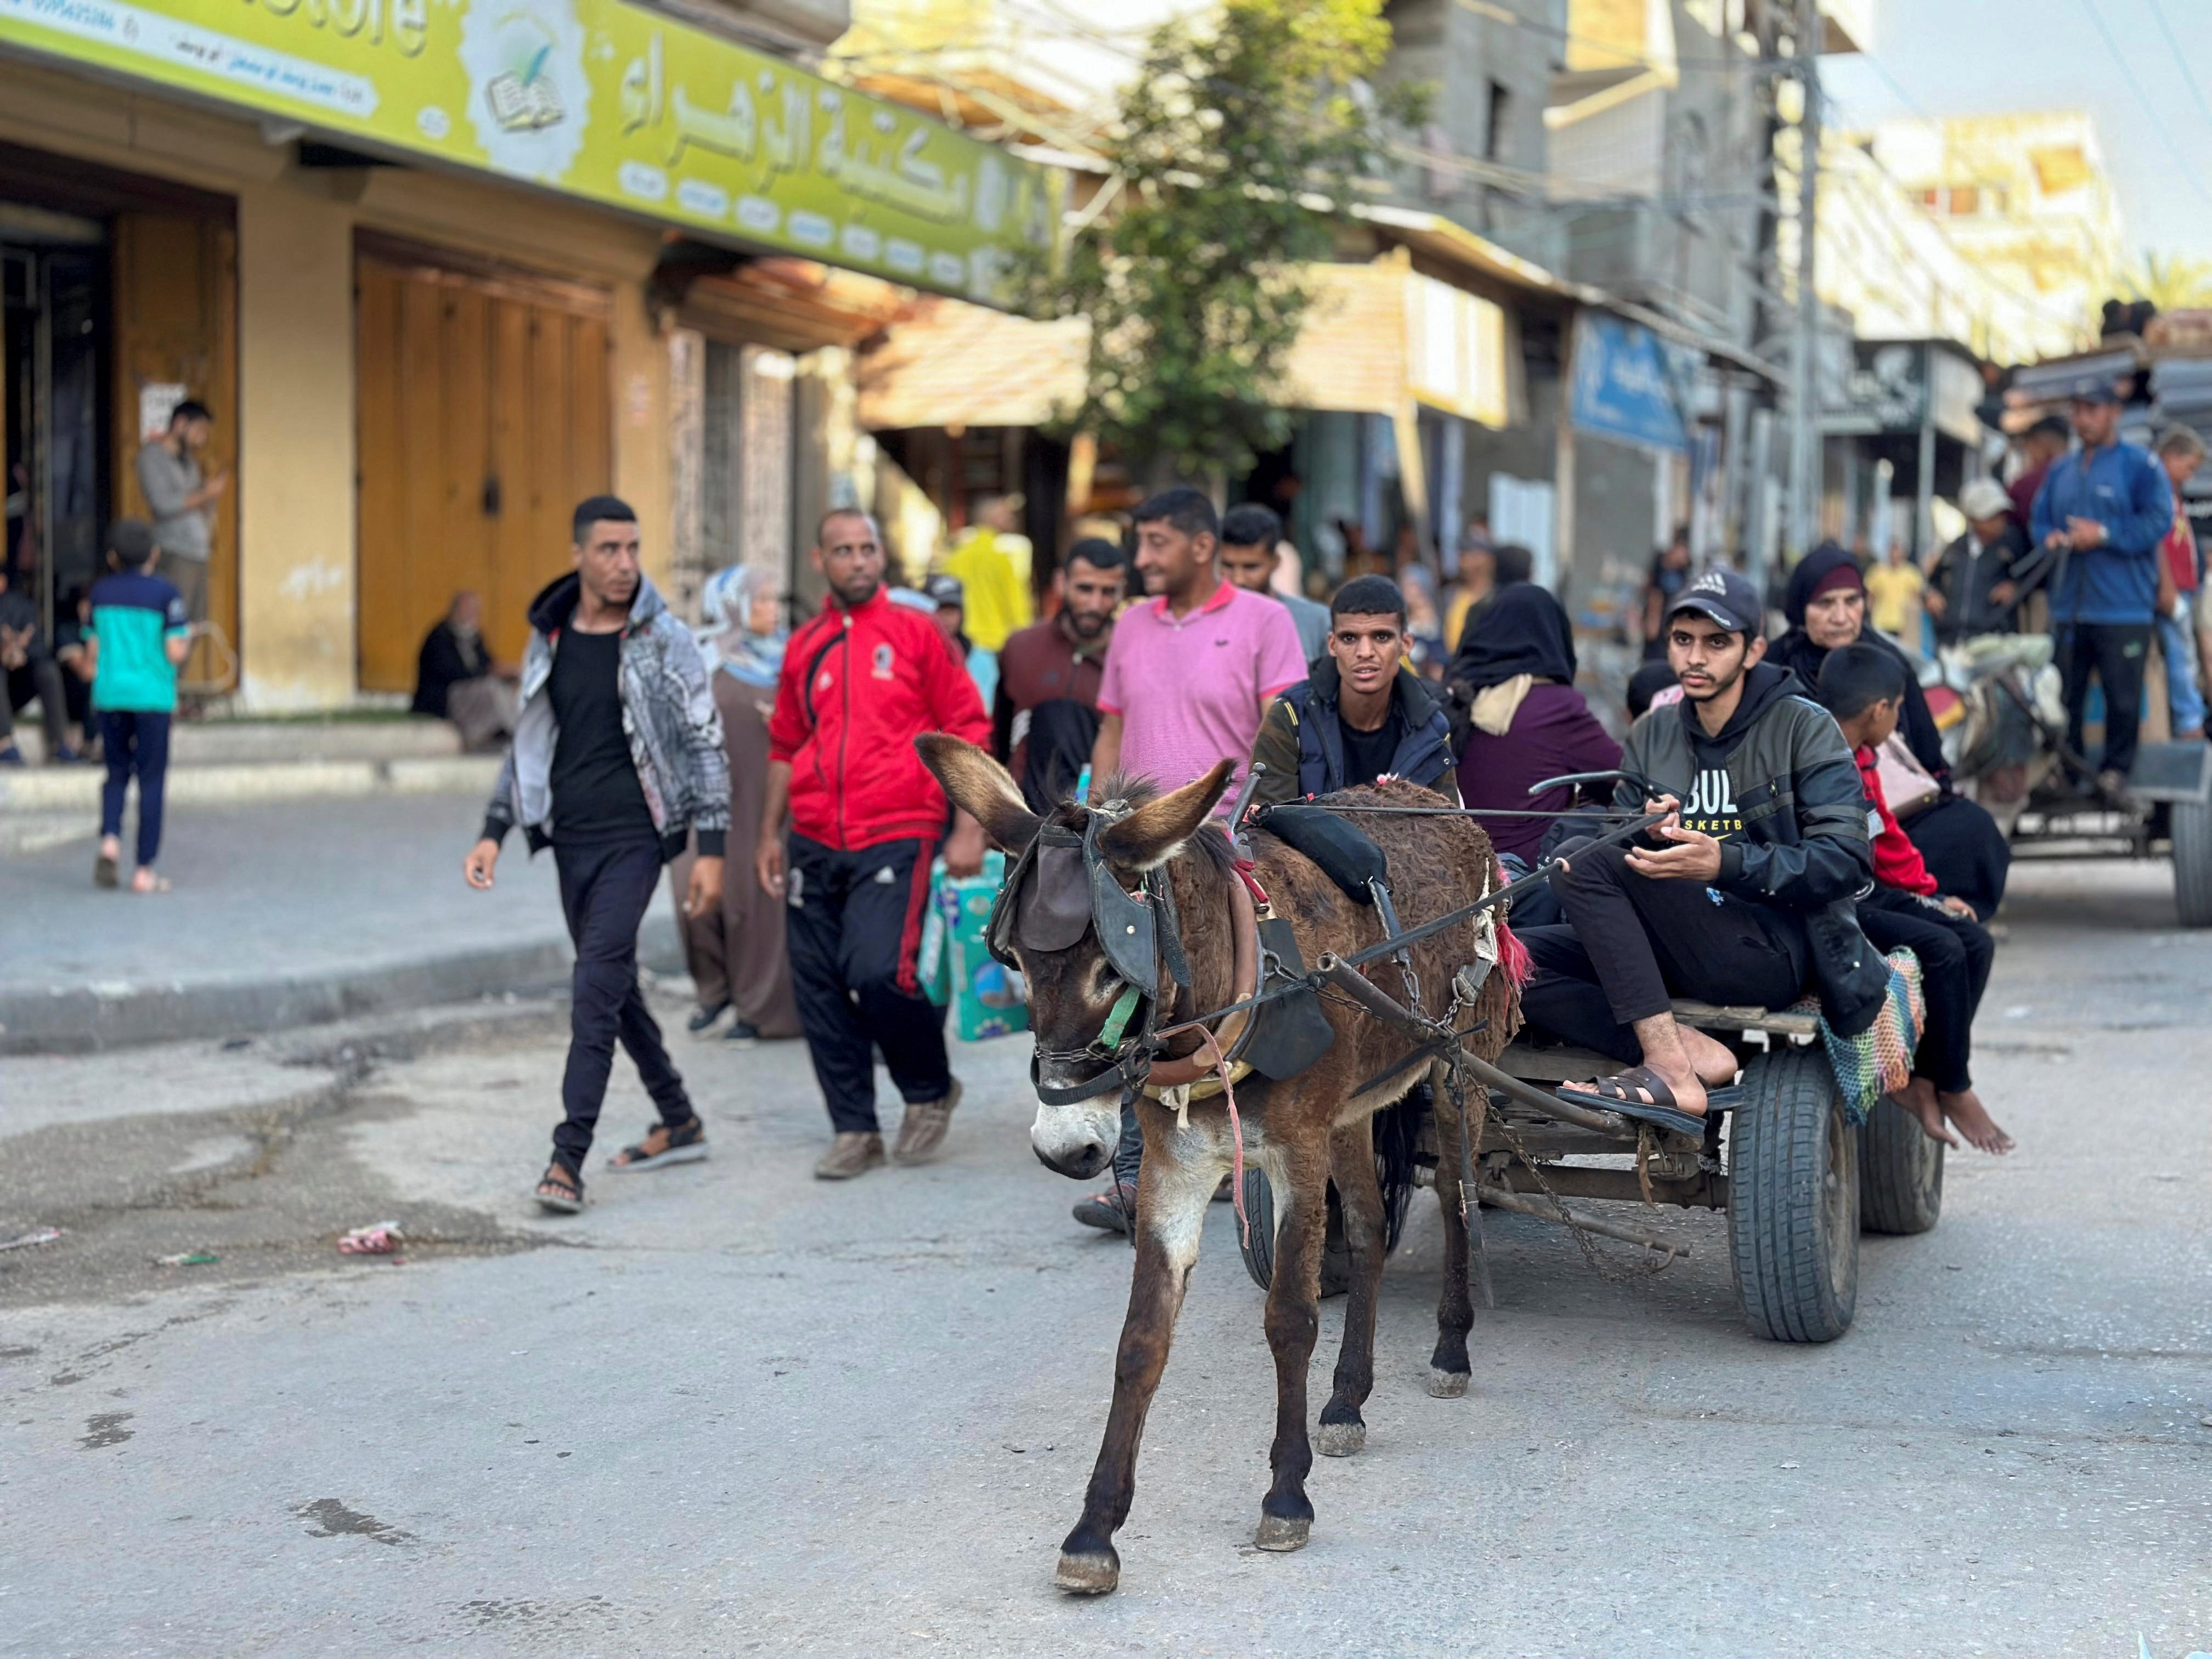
[454,472,2050,1224]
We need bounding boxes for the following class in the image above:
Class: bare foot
[1679,1025,1741,1089]
[1895,1077,1960,1148]
[1938,1088,2015,1155]
[129,866,170,894]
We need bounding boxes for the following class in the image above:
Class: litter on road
[153,1252,219,1267]
[0,1227,64,1251]
[337,1222,404,1255]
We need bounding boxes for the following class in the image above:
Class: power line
[2140,0,2212,150]
[2070,0,2212,209]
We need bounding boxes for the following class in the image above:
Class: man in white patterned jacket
[462,495,730,1214]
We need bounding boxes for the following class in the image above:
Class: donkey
[918,736,1518,1596]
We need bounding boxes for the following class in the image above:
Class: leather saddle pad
[1254,803,1387,904]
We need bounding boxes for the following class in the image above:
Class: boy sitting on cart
[1516,569,1891,1136]
[1815,643,2014,1155]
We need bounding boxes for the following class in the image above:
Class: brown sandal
[534,1160,584,1214]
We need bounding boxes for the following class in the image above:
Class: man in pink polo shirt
[1076,486,1305,1235]
[1092,487,1306,799]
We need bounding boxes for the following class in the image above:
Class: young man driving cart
[1516,568,1890,1135]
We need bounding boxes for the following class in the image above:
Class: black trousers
[1857,887,1993,1094]
[552,836,692,1172]
[2059,621,2151,777]
[1518,838,1809,1064]
[1,658,67,752]
[785,833,951,1135]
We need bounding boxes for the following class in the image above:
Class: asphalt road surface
[2,859,2208,1657]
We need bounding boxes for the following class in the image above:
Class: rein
[1013,785,1667,1249]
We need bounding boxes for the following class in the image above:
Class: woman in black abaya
[1771,543,2012,918]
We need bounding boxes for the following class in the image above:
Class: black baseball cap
[1666,567,1762,636]
[2064,374,2124,405]
[924,573,964,608]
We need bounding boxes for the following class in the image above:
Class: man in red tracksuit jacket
[759,508,992,1180]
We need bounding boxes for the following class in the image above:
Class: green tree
[2124,251,2212,313]
[1030,0,1420,486]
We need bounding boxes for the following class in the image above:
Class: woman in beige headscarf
[669,566,801,1045]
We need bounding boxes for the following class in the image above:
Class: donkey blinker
[988,812,1163,992]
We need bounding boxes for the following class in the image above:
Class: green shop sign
[0,0,1058,303]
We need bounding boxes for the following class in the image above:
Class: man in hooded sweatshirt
[464,496,731,1214]
[1517,568,1883,1136]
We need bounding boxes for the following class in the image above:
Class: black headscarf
[1449,582,1577,692]
[1771,541,1950,780]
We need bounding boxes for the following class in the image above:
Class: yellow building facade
[0,0,1051,709]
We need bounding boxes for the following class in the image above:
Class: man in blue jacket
[1245,574,1458,809]
[2030,377,2174,790]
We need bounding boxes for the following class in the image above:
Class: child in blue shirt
[85,521,191,892]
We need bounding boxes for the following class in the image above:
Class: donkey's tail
[1373,1086,1427,1254]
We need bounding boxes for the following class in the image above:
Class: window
[1486,80,1511,163]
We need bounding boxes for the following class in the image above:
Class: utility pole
[1786,0,1822,566]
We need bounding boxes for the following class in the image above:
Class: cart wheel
[1235,1172,1350,1298]
[1726,1045,1859,1342]
[1237,1169,1277,1290]
[2172,796,2212,927]
[1858,1095,1943,1235]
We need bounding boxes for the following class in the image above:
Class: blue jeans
[98,710,171,866]
[2157,601,2205,736]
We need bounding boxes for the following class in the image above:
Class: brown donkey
[918,736,1518,1596]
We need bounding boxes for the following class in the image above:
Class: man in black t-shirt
[464,497,731,1214]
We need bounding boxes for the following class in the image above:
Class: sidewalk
[1,718,498,854]
[0,792,679,1053]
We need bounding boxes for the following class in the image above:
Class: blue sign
[1571,313,1693,455]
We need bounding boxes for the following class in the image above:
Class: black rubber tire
[1237,1168,1277,1290]
[1235,1172,1350,1299]
[1858,1094,1944,1235]
[1726,1044,1859,1342]
[2173,796,2212,928]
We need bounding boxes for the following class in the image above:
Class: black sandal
[534,1159,585,1214]
[607,1116,708,1172]
[1554,1065,1710,1138]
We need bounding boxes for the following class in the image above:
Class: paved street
[3,858,2209,1657]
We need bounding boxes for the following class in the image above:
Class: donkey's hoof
[1314,1419,1366,1458]
[1254,1513,1312,1552]
[1054,1549,1121,1595]
[1426,1367,1470,1399]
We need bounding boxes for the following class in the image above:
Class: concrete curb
[0,917,687,1054]
[0,754,501,815]
[0,939,569,1055]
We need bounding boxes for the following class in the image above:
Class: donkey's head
[917,735,1234,1179]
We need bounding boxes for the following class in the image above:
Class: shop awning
[855,301,1091,430]
[0,0,1059,309]
[855,257,1521,432]
[674,257,916,357]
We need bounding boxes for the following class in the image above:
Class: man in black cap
[1518,567,1882,1132]
[2029,377,2173,792]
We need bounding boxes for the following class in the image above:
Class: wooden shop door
[354,242,611,691]
[112,213,239,691]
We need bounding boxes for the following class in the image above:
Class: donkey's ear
[916,734,1042,853]
[1096,760,1235,872]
